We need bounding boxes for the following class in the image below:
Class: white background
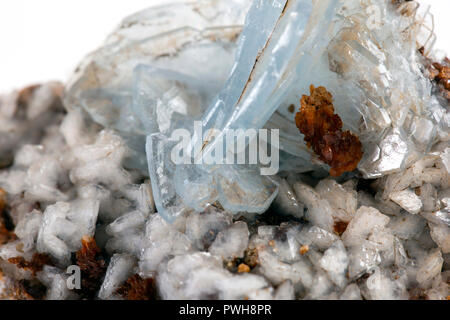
[0,0,448,93]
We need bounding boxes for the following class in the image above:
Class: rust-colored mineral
[333,221,349,236]
[116,274,155,300]
[17,85,42,111]
[431,60,450,100]
[8,253,52,276]
[16,83,65,116]
[0,189,17,245]
[299,245,309,255]
[295,85,363,177]
[237,263,251,273]
[243,247,259,269]
[419,48,450,103]
[75,236,106,298]
[0,269,46,300]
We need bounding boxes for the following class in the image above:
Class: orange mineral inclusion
[295,85,363,177]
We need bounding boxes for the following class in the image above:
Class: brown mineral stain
[0,189,17,245]
[0,189,7,213]
[226,260,234,270]
[333,221,349,236]
[8,253,52,276]
[433,61,450,95]
[75,236,106,299]
[1,279,46,300]
[244,247,259,269]
[420,48,450,103]
[414,187,421,196]
[268,240,275,247]
[16,83,64,117]
[17,84,41,109]
[391,0,417,17]
[409,288,429,300]
[295,85,363,177]
[299,245,309,255]
[116,274,155,300]
[288,104,295,114]
[237,263,251,274]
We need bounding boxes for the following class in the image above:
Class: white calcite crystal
[366,268,409,300]
[316,179,358,223]
[442,148,450,174]
[98,254,136,300]
[340,284,362,300]
[319,241,349,289]
[157,252,269,300]
[390,189,423,214]
[272,178,305,219]
[139,214,193,275]
[342,206,390,246]
[36,199,99,264]
[209,221,249,260]
[416,249,444,285]
[0,0,449,301]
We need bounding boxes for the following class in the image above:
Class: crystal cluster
[0,0,448,300]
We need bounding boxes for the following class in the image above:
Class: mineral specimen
[8,253,52,276]
[116,274,155,300]
[0,0,448,301]
[295,85,363,177]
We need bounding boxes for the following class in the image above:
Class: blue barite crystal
[65,0,445,222]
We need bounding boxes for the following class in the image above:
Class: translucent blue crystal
[174,164,218,213]
[216,165,279,214]
[65,0,445,223]
[146,133,186,223]
[197,0,347,163]
[64,0,248,173]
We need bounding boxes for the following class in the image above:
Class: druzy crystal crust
[0,0,448,300]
